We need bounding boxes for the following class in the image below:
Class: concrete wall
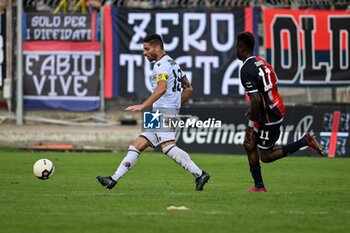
[0,0,5,9]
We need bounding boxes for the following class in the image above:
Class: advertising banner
[104,7,260,99]
[317,106,350,158]
[23,41,100,111]
[0,12,5,87]
[24,12,99,41]
[174,105,349,157]
[264,9,350,86]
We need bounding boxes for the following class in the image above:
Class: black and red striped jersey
[240,56,286,124]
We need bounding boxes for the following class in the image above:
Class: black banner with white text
[104,7,260,99]
[23,42,100,111]
[174,105,350,157]
[24,12,99,41]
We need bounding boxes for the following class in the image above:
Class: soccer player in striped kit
[97,34,210,191]
[236,31,324,192]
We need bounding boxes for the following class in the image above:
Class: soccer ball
[33,158,55,180]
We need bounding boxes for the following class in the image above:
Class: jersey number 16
[172,69,182,92]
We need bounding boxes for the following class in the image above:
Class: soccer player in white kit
[97,34,210,191]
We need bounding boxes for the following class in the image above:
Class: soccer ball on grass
[33,158,55,180]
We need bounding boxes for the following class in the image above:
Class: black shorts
[254,122,282,150]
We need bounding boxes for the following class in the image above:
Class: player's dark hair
[143,34,164,50]
[237,31,255,52]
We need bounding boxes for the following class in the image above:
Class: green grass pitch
[1,147,350,233]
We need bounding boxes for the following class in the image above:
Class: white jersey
[151,55,184,110]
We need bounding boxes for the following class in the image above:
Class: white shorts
[141,131,176,147]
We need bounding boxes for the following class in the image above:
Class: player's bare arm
[125,80,167,111]
[181,76,193,106]
[244,107,255,150]
[249,92,261,122]
[244,92,261,151]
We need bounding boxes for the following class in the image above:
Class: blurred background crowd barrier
[19,0,350,12]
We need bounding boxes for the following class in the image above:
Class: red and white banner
[263,8,350,86]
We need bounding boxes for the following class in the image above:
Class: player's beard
[146,53,157,62]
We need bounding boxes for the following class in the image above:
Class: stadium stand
[20,0,350,11]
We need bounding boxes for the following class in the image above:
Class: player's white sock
[162,144,202,178]
[111,145,140,181]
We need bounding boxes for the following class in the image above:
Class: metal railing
[23,0,89,13]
